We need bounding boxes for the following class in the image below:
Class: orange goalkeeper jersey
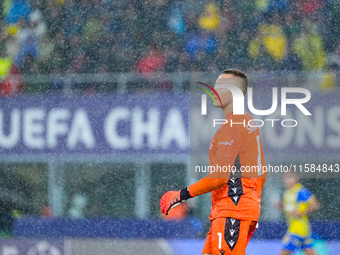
[190,111,267,221]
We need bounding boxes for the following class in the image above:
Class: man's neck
[221,104,233,117]
[288,183,299,191]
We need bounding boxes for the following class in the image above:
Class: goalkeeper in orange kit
[160,69,267,255]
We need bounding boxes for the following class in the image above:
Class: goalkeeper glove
[160,188,194,215]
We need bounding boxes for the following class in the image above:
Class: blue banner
[0,94,189,156]
[0,92,339,161]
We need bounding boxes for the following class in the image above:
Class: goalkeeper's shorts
[202,217,257,255]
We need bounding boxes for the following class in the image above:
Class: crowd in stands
[0,0,340,93]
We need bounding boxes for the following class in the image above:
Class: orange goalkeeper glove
[160,188,194,215]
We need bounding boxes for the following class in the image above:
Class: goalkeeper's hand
[160,188,194,215]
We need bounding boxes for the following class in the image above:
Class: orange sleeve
[189,175,228,197]
[189,124,243,197]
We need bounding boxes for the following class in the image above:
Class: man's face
[283,173,298,189]
[213,74,241,108]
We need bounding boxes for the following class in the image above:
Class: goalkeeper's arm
[160,175,229,215]
[160,128,242,215]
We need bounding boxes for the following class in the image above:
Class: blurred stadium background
[0,0,340,254]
